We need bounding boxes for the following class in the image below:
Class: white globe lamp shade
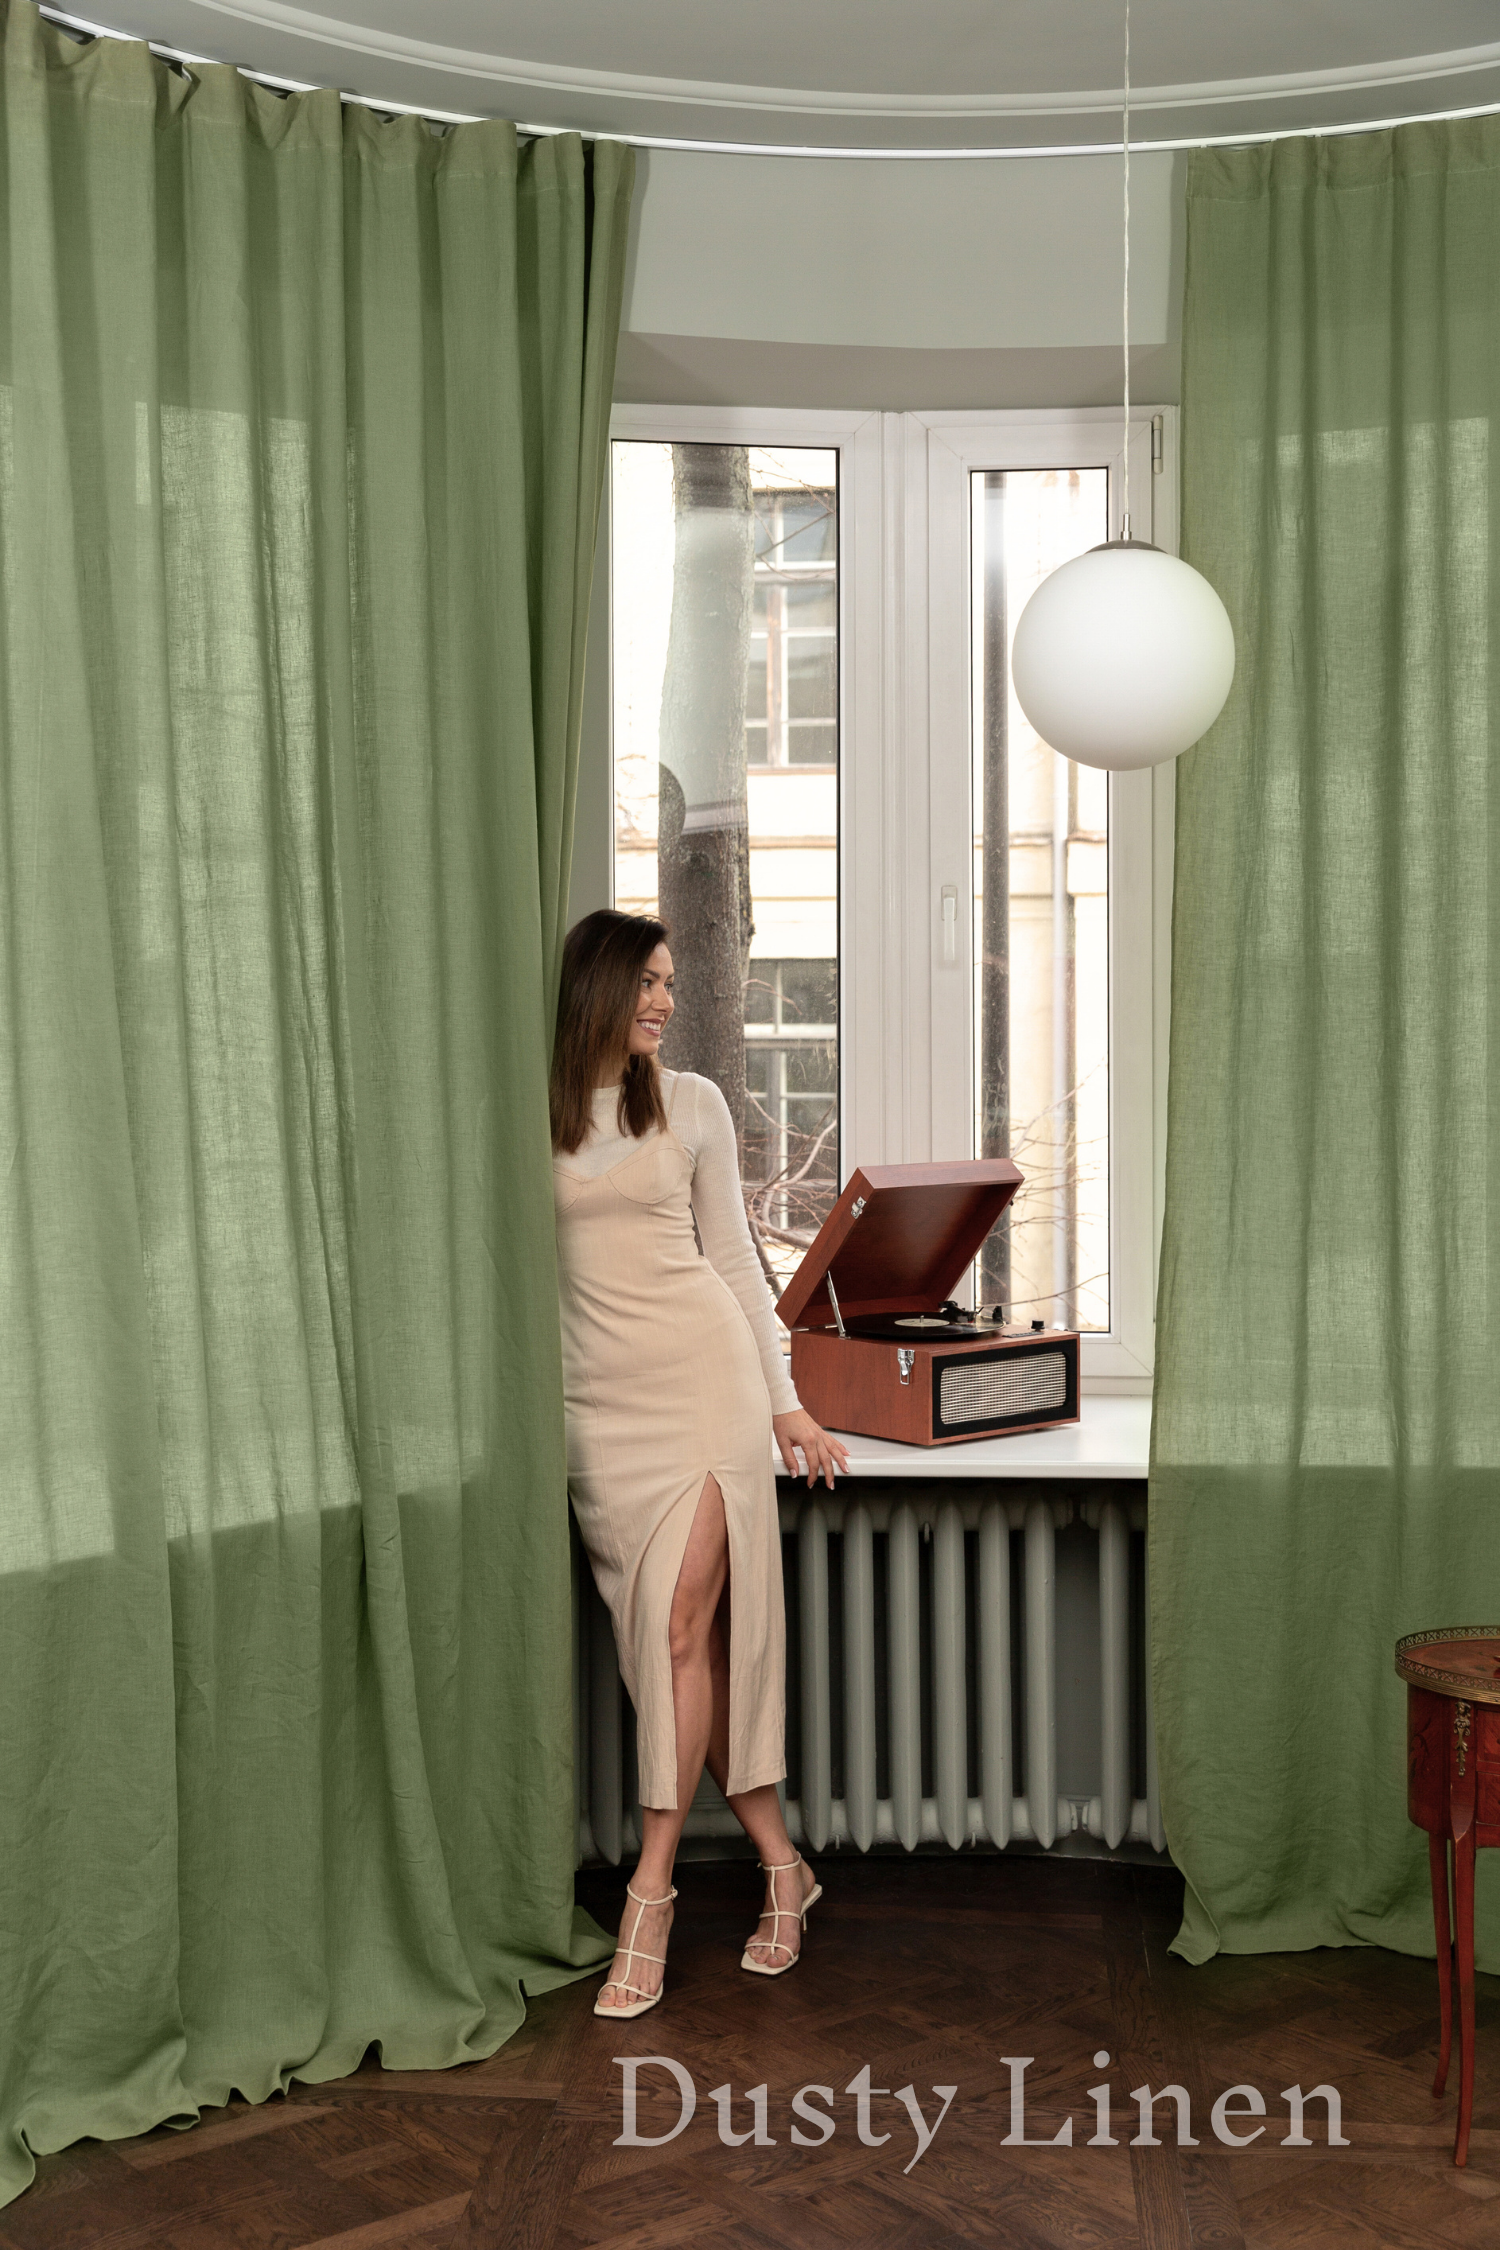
[1010,543,1235,772]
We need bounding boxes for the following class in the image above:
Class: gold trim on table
[1395,1628,1500,1707]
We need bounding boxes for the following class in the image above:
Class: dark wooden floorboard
[5,1856,1497,2250]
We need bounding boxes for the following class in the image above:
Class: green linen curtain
[1154,118,1500,1968]
[0,1,631,2204]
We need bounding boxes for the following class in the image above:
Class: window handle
[940,882,959,963]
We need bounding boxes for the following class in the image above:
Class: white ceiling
[81,1,1500,147]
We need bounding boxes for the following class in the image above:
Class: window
[744,958,838,1248]
[971,468,1111,1332]
[603,407,1168,1388]
[747,485,837,768]
[925,412,1162,1384]
[611,438,840,1290]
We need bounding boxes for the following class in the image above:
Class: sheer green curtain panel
[1154,118,1500,1966]
[0,0,631,2203]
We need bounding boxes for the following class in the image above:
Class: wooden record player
[775,1160,1080,1447]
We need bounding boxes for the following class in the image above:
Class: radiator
[572,1486,1165,1865]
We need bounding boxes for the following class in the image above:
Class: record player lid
[775,1160,1023,1332]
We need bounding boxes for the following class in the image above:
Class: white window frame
[915,409,1168,1386]
[600,403,1175,1393]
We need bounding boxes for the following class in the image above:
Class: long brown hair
[551,910,671,1154]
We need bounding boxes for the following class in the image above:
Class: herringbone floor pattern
[5,1857,1496,2248]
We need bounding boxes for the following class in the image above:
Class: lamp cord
[1122,0,1131,541]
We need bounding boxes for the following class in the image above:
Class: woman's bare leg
[597,1475,728,2009]
[702,1596,818,1969]
[703,1587,731,1786]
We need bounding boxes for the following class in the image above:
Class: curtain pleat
[0,0,631,2202]
[1153,117,1500,1967]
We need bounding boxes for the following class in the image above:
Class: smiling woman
[550,907,846,2015]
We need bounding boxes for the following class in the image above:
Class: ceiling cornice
[182,3,1500,126]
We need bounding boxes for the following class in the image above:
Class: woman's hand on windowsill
[772,1410,850,1489]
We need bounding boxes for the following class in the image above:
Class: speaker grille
[939,1350,1069,1429]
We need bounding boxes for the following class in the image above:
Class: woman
[552,909,848,2016]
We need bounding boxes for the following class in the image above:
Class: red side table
[1396,1627,1500,2168]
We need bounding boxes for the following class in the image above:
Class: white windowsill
[775,1396,1151,1481]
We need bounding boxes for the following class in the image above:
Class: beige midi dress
[554,1070,799,1810]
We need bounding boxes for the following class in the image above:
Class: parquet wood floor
[6,1858,1496,2249]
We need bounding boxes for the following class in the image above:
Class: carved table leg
[1429,1832,1453,2098]
[1454,1825,1477,2168]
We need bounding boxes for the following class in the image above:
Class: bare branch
[744,1205,782,1294]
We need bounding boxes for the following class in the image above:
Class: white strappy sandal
[594,1881,677,2018]
[740,1854,823,1977]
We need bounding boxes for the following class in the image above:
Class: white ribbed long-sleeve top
[574,1070,799,1416]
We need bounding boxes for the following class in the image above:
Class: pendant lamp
[1009,0,1234,773]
